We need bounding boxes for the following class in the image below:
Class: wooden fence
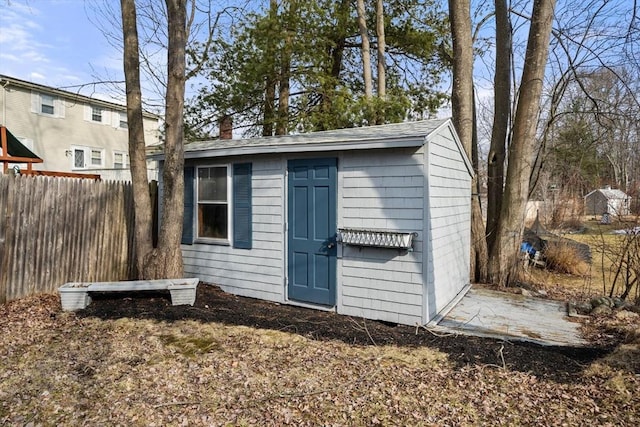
[0,174,137,303]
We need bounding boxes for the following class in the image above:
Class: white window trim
[195,164,232,245]
[118,112,128,130]
[89,148,105,168]
[113,150,129,169]
[84,104,112,125]
[41,94,55,115]
[71,146,87,170]
[31,91,65,118]
[91,106,103,123]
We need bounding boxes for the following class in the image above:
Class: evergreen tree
[185,0,450,138]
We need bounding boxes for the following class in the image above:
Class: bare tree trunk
[471,87,489,283]
[488,0,557,286]
[120,0,153,278]
[375,0,386,125]
[143,0,187,279]
[486,0,511,255]
[318,0,349,130]
[357,0,373,99]
[263,0,278,136]
[448,0,488,283]
[264,77,276,136]
[276,1,294,136]
[376,0,386,99]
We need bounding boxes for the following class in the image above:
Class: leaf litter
[0,285,638,426]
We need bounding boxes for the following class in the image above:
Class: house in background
[584,186,631,217]
[0,74,161,181]
[154,118,473,326]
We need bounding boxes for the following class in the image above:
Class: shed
[584,186,630,216]
[157,118,473,326]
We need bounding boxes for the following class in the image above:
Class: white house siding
[426,129,471,318]
[182,157,285,303]
[338,147,426,325]
[0,78,160,174]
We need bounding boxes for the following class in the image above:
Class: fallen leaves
[0,292,638,426]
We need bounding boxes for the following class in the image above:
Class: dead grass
[544,240,591,275]
[521,218,639,300]
[1,293,639,426]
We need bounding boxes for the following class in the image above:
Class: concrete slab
[431,287,588,347]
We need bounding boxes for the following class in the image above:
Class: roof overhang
[177,137,426,160]
[151,118,448,156]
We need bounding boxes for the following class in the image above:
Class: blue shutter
[182,166,195,244]
[233,163,252,249]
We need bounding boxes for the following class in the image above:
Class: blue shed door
[287,158,337,306]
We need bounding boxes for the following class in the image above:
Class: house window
[90,149,103,167]
[73,148,85,169]
[119,112,128,129]
[41,94,55,115]
[113,151,128,169]
[197,166,229,240]
[91,106,103,122]
[182,163,252,247]
[71,146,103,169]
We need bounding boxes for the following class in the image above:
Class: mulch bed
[78,283,612,383]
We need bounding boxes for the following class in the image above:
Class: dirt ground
[80,283,610,381]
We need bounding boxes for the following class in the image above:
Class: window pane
[119,112,128,129]
[91,149,102,166]
[74,149,84,168]
[114,152,124,168]
[41,94,55,115]
[198,167,227,201]
[92,106,102,122]
[198,204,228,239]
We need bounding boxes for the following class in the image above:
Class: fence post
[0,175,14,304]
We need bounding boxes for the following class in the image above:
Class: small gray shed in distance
[584,186,631,217]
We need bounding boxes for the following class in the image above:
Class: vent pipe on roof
[219,115,233,140]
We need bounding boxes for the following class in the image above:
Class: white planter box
[168,282,198,306]
[58,278,199,311]
[58,283,91,311]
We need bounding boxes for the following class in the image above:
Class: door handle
[327,242,335,249]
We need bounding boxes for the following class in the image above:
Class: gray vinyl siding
[182,158,285,303]
[338,147,426,325]
[426,129,471,317]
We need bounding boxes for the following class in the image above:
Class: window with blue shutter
[182,166,195,244]
[233,163,252,249]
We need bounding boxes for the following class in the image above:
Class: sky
[0,0,125,102]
